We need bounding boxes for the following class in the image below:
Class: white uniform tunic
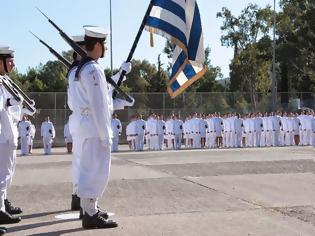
[41,121,55,154]
[18,120,31,155]
[71,61,113,198]
[111,118,122,152]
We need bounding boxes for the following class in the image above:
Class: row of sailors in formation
[111,111,315,151]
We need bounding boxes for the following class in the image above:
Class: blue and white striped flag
[145,0,207,98]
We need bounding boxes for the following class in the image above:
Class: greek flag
[145,0,207,98]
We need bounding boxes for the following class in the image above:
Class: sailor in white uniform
[18,115,31,155]
[68,26,133,229]
[28,121,36,154]
[0,45,23,225]
[41,116,55,155]
[111,114,122,152]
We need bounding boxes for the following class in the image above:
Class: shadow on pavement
[24,227,85,236]
[22,210,71,220]
[7,219,78,234]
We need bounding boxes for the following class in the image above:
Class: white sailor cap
[72,35,85,44]
[83,26,109,40]
[0,44,14,57]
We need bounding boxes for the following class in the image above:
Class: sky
[1,0,278,78]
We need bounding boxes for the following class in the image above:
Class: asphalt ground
[2,145,315,235]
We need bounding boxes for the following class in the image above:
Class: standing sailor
[111,113,122,152]
[18,115,31,155]
[64,119,72,154]
[28,119,36,154]
[0,45,22,227]
[40,116,55,155]
[70,26,133,229]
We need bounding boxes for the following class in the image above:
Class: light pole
[272,0,277,111]
[109,0,113,75]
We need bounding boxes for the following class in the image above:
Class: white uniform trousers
[248,132,254,147]
[150,135,158,150]
[301,129,312,145]
[312,132,315,147]
[260,131,266,147]
[174,134,181,150]
[78,137,111,198]
[20,136,29,155]
[137,134,144,151]
[72,136,83,195]
[0,143,16,211]
[305,130,312,145]
[279,130,285,146]
[43,137,52,154]
[235,132,242,148]
[256,132,262,147]
[226,131,233,147]
[192,133,200,149]
[274,131,280,146]
[206,133,212,148]
[111,136,119,152]
[158,134,164,150]
[166,134,173,149]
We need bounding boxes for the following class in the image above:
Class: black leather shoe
[4,199,22,215]
[71,195,80,211]
[0,211,21,224]
[79,208,109,220]
[0,227,6,235]
[82,211,117,229]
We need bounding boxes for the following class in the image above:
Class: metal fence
[28,92,315,147]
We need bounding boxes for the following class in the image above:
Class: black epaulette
[142,125,145,130]
[75,57,95,79]
[117,125,120,129]
[66,61,80,78]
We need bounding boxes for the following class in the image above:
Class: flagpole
[112,0,154,98]
[272,0,277,111]
[109,0,113,75]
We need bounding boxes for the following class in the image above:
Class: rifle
[30,31,72,68]
[36,8,87,58]
[0,76,36,114]
[36,8,133,103]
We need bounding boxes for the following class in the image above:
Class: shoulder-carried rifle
[30,31,71,68]
[36,8,132,103]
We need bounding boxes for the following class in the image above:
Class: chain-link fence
[28,92,315,147]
